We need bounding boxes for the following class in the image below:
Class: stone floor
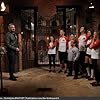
[1,66,100,97]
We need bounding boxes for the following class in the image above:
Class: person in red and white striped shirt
[90,31,100,86]
[56,29,68,73]
[84,30,94,80]
[47,36,56,72]
[78,26,87,77]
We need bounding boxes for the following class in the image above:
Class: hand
[16,48,19,52]
[81,45,85,50]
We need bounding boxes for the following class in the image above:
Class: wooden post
[18,32,23,71]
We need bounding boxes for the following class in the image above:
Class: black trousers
[48,54,55,69]
[68,61,73,75]
[74,61,79,77]
[7,51,16,77]
[92,59,100,83]
[68,61,79,77]
[79,51,86,74]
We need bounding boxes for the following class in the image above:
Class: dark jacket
[6,32,18,53]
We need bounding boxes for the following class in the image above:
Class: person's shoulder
[6,32,11,34]
[96,39,100,44]
[6,32,10,35]
[64,36,69,40]
[6,32,12,37]
[74,46,79,50]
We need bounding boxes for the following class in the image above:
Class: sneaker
[73,76,78,79]
[91,82,100,86]
[80,74,86,78]
[53,70,56,73]
[66,73,72,77]
[90,81,96,85]
[88,78,94,81]
[9,77,17,81]
[49,69,52,72]
[58,70,62,73]
[64,70,67,73]
[86,76,90,79]
[13,75,18,78]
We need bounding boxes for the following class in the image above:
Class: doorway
[20,7,38,69]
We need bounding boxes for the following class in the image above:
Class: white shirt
[86,39,92,55]
[48,42,56,54]
[58,37,67,52]
[91,47,100,59]
[78,34,87,51]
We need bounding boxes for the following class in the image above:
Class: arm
[74,49,80,61]
[55,39,59,47]
[86,39,92,47]
[65,36,69,49]
[90,39,100,49]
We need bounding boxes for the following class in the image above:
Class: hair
[80,26,87,33]
[8,23,15,31]
[8,23,15,27]
[49,35,55,43]
[87,29,93,37]
[73,40,78,47]
[97,31,100,39]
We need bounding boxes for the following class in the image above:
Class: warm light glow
[90,3,92,5]
[89,6,94,9]
[1,2,6,11]
[32,34,34,38]
[46,37,49,40]
[89,2,94,9]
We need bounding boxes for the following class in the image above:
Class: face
[87,31,92,37]
[93,31,97,39]
[59,30,65,36]
[80,27,85,33]
[50,36,54,41]
[9,24,15,32]
[70,34,74,40]
[70,40,75,46]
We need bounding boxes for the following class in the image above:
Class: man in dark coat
[6,23,19,81]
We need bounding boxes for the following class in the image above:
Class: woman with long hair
[47,36,56,72]
[90,31,100,86]
[84,30,94,80]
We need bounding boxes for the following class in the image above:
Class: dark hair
[73,40,78,47]
[97,31,100,39]
[49,35,55,42]
[87,30,93,37]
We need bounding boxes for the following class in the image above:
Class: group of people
[5,23,100,86]
[47,27,100,86]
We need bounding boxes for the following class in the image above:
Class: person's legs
[91,59,100,86]
[85,55,90,78]
[63,52,68,73]
[58,52,63,73]
[67,61,73,76]
[88,57,94,80]
[79,51,86,77]
[7,52,16,81]
[48,54,52,72]
[73,61,79,79]
[88,67,94,80]
[52,54,56,72]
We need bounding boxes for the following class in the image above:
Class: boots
[9,73,17,81]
